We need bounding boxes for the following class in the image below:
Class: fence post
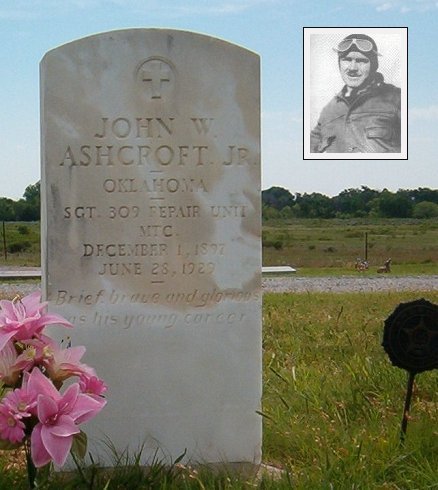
[2,221,7,261]
[364,232,368,262]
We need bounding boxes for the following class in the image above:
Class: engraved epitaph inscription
[41,29,261,467]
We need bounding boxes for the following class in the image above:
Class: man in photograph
[310,34,401,153]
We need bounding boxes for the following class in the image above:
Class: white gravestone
[41,29,261,466]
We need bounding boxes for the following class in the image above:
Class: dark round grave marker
[382,298,438,374]
[382,298,437,442]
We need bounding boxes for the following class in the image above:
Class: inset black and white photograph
[304,27,407,159]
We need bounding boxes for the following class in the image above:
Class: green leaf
[255,410,276,422]
[71,430,88,460]
[173,448,187,465]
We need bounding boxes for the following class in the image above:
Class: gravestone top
[41,28,261,466]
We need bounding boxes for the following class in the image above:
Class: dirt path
[263,275,438,293]
[1,273,437,297]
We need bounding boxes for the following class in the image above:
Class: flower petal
[59,383,80,413]
[70,393,106,424]
[0,300,19,321]
[31,424,52,468]
[27,367,60,401]
[37,395,58,424]
[40,314,74,328]
[20,291,43,310]
[41,424,74,467]
[0,331,17,353]
[79,375,107,397]
[49,414,80,437]
[62,345,86,363]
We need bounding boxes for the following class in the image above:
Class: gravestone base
[57,461,284,485]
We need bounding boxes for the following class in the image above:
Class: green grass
[1,291,437,488]
[286,262,438,277]
[2,219,438,275]
[0,221,40,267]
[262,291,438,489]
[263,218,438,275]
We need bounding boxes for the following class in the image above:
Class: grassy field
[1,218,438,274]
[1,291,437,488]
[0,221,40,267]
[262,291,438,489]
[263,218,438,275]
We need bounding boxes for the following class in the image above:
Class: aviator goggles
[335,38,380,55]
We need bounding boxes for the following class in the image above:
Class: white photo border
[303,27,408,160]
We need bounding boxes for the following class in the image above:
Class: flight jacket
[310,73,401,153]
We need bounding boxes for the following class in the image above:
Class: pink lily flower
[43,340,96,384]
[79,374,108,398]
[25,368,106,467]
[0,292,73,353]
[13,337,52,373]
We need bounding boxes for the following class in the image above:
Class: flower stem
[25,439,37,489]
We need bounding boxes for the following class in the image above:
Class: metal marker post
[364,231,368,262]
[2,221,7,261]
[382,299,438,443]
[400,371,416,443]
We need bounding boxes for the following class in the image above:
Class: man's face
[339,51,371,89]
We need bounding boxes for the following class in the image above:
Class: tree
[0,198,15,221]
[375,190,413,218]
[409,187,438,205]
[262,203,281,220]
[332,186,379,217]
[16,181,40,221]
[262,187,295,210]
[295,193,335,218]
[23,182,40,204]
[412,201,438,218]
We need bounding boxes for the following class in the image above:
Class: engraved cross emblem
[140,59,172,99]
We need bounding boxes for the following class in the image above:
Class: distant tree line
[0,182,40,221]
[262,186,438,220]
[1,182,438,221]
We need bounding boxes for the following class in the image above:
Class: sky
[0,0,437,200]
